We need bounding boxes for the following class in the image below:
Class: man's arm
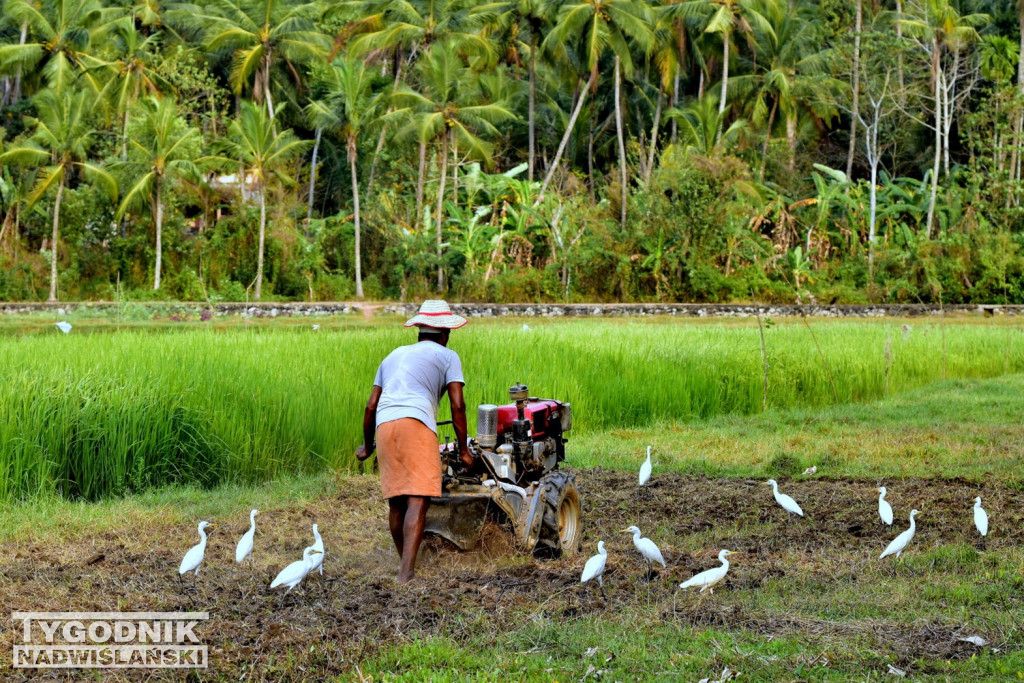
[356,385,382,461]
[448,382,473,469]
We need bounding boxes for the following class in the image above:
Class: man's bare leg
[398,496,429,584]
[388,496,407,557]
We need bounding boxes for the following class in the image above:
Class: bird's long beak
[207,523,218,529]
[618,528,630,533]
[760,482,770,486]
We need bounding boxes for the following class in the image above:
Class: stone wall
[1,301,1020,318]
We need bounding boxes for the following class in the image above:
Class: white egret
[974,497,988,537]
[679,550,737,594]
[580,541,608,588]
[764,479,804,518]
[235,509,259,564]
[312,324,320,331]
[306,524,325,576]
[878,487,893,526]
[880,509,920,559]
[178,521,217,585]
[621,526,666,571]
[802,466,817,476]
[270,547,322,603]
[639,446,652,487]
[54,321,72,334]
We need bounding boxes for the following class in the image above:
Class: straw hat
[404,300,467,329]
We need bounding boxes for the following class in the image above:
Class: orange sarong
[377,417,442,499]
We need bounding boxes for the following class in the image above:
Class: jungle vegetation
[1,0,1023,304]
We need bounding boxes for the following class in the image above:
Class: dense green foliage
[0,318,1021,501]
[2,0,1024,303]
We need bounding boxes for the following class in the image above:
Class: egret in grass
[880,509,920,559]
[178,521,217,586]
[306,524,325,576]
[235,509,259,565]
[54,321,72,334]
[878,487,893,526]
[639,446,652,487]
[270,547,322,605]
[580,541,608,593]
[621,526,666,575]
[764,479,804,519]
[679,550,737,594]
[974,497,988,537]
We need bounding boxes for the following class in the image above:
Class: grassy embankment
[0,314,1021,501]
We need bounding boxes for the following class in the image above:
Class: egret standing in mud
[973,497,988,539]
[679,550,737,594]
[581,541,608,595]
[639,446,652,487]
[878,487,893,526]
[621,526,666,576]
[880,509,920,559]
[270,548,323,606]
[179,521,217,587]
[764,479,804,520]
[235,509,259,566]
[306,524,325,576]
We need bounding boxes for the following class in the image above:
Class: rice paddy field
[0,314,1022,502]
[1,313,1023,680]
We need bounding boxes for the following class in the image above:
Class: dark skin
[357,327,471,584]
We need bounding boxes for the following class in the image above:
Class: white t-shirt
[373,340,465,434]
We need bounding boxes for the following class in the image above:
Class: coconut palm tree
[0,0,122,96]
[216,101,309,299]
[304,55,382,298]
[542,0,654,226]
[83,18,171,158]
[392,40,516,290]
[729,2,833,177]
[115,96,200,290]
[667,0,776,122]
[0,88,116,301]
[186,0,328,119]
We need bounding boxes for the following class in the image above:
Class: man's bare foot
[396,572,415,584]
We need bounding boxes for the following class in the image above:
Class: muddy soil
[1,470,1021,680]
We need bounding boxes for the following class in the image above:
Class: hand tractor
[426,383,581,556]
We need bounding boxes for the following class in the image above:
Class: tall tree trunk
[718,31,730,117]
[263,54,275,119]
[350,138,363,298]
[1010,3,1024,193]
[48,175,65,302]
[154,177,163,290]
[587,105,596,198]
[537,72,597,204]
[365,58,403,201]
[528,32,537,182]
[4,22,27,106]
[416,139,427,222]
[759,96,779,181]
[614,56,627,228]
[307,126,322,224]
[436,130,450,290]
[671,70,680,143]
[786,112,797,172]
[644,85,663,185]
[846,0,862,179]
[895,0,905,101]
[926,42,942,238]
[256,181,266,300]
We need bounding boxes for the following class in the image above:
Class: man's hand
[356,443,374,461]
[459,451,475,470]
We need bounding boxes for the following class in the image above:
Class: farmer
[357,300,473,584]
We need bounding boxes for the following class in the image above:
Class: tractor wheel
[534,471,581,557]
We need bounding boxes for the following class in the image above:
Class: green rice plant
[0,319,1020,501]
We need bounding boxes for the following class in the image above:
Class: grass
[0,316,1022,501]
[1,376,1022,680]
